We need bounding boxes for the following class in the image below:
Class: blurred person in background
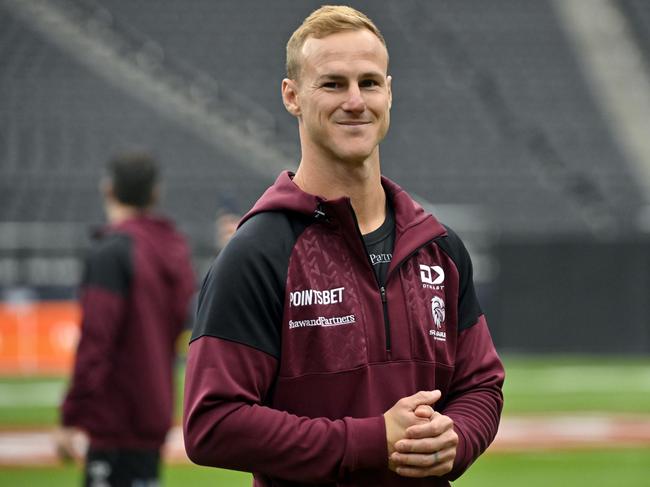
[184,5,504,487]
[56,153,195,487]
[215,210,240,252]
[178,198,241,350]
[214,195,241,254]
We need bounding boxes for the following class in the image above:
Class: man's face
[284,29,392,165]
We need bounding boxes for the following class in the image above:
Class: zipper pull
[380,286,387,302]
[313,203,327,221]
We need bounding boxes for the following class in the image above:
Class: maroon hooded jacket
[62,214,195,450]
[184,172,504,486]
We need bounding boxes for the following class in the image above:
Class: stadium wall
[489,239,650,354]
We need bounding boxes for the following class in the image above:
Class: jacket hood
[240,172,322,225]
[107,214,193,285]
[240,171,446,239]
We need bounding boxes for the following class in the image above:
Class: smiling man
[184,6,504,486]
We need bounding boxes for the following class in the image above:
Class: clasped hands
[383,390,458,478]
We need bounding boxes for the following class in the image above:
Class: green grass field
[455,448,650,486]
[502,355,650,415]
[1,449,648,487]
[1,355,649,486]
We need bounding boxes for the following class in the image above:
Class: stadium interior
[1,0,649,354]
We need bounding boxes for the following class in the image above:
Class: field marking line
[1,415,650,466]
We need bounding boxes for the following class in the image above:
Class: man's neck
[105,202,144,225]
[293,153,386,235]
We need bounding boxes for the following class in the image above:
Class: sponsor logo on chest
[289,286,345,307]
[369,253,392,266]
[419,264,445,290]
[288,286,355,330]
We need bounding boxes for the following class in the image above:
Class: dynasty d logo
[420,264,445,290]
[431,296,445,328]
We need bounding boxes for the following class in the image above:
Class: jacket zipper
[345,203,442,354]
[379,285,390,351]
[376,230,444,349]
[346,203,393,352]
[377,236,442,352]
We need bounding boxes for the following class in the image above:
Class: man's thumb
[404,389,441,409]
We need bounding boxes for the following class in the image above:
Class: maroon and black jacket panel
[184,172,504,486]
[62,214,195,450]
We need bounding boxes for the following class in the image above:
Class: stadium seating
[0,0,646,280]
[620,0,650,61]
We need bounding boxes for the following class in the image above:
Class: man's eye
[360,79,379,88]
[323,82,339,89]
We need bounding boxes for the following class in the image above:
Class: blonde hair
[286,5,387,80]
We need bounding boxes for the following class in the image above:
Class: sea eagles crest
[431,296,445,328]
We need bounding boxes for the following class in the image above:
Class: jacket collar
[240,171,447,259]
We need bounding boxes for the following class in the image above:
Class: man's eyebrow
[316,74,347,82]
[359,71,385,78]
[316,71,385,82]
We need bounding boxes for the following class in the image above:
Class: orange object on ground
[0,301,80,375]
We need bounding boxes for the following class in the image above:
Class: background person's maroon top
[62,214,195,450]
[185,172,504,486]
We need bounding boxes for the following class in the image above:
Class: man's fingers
[395,426,457,453]
[406,413,454,439]
[391,449,455,477]
[55,438,78,463]
[394,464,449,478]
[391,450,442,467]
[56,444,75,463]
[394,465,437,478]
[413,404,434,419]
[53,427,86,465]
[399,390,441,410]
[394,437,439,454]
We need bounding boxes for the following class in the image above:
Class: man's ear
[99,177,113,200]
[387,75,392,109]
[282,78,301,117]
[150,183,161,207]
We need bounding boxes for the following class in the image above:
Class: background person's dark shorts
[84,448,160,487]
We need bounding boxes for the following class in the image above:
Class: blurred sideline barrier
[0,301,79,375]
[490,239,650,354]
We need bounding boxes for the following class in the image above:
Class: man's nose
[341,85,366,113]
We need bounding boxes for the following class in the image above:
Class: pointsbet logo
[289,286,345,307]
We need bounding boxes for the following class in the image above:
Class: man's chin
[330,143,378,165]
[334,150,374,166]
